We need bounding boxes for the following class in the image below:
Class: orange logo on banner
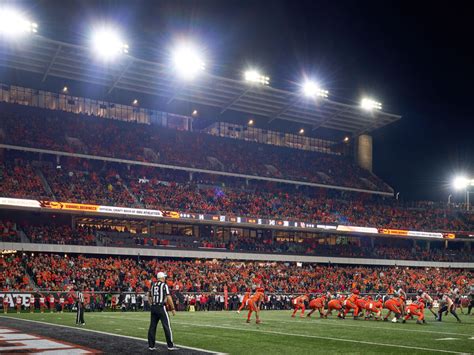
[163,211,180,219]
[40,200,99,212]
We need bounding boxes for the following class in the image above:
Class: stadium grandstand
[0,5,473,355]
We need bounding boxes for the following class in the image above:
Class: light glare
[453,176,471,190]
[302,81,328,98]
[0,8,37,37]
[361,98,382,111]
[172,43,205,80]
[244,70,270,85]
[92,28,128,60]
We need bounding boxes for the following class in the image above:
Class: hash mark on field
[436,338,460,341]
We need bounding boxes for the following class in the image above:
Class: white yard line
[173,321,468,354]
[83,312,474,338]
[266,317,474,337]
[0,316,226,355]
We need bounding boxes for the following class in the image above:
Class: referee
[75,288,85,326]
[148,272,177,351]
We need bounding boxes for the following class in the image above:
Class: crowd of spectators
[0,254,32,291]
[0,103,390,192]
[2,253,471,295]
[23,224,96,245]
[0,220,19,242]
[43,164,136,207]
[0,159,49,200]
[1,155,469,232]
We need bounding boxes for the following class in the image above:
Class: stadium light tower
[91,27,128,61]
[0,7,37,37]
[361,98,382,111]
[171,43,206,80]
[244,70,270,85]
[453,176,474,211]
[302,80,328,99]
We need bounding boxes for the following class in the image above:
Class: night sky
[8,0,474,202]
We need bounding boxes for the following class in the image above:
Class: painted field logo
[0,327,98,353]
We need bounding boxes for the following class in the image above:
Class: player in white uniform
[437,293,461,323]
[417,289,437,318]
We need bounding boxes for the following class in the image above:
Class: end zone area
[0,316,218,354]
[1,311,473,354]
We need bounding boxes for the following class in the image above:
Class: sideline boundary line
[0,316,226,355]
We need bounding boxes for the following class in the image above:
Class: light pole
[453,176,474,211]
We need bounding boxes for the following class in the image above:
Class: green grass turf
[2,310,473,354]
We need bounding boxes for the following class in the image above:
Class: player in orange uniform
[324,295,345,318]
[355,296,369,318]
[343,289,360,319]
[307,295,326,318]
[403,299,425,324]
[291,294,309,318]
[237,289,251,314]
[246,288,264,324]
[384,296,403,323]
[364,297,383,320]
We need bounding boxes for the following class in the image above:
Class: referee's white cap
[157,272,167,279]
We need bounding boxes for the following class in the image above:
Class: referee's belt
[152,303,165,306]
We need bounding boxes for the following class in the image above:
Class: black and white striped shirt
[76,291,84,303]
[150,281,170,305]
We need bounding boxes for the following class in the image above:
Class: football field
[1,311,473,354]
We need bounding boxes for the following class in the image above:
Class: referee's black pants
[148,304,173,348]
[76,303,85,324]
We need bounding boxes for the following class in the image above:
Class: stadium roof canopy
[0,35,401,134]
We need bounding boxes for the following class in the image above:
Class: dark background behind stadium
[7,0,474,201]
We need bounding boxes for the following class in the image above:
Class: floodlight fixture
[299,128,305,134]
[0,8,37,37]
[132,99,138,105]
[343,136,350,143]
[244,70,270,85]
[302,80,328,98]
[62,86,68,93]
[91,27,128,61]
[453,176,473,190]
[172,43,205,80]
[192,109,198,116]
[248,119,254,125]
[361,98,382,111]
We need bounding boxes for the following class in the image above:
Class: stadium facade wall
[2,242,473,269]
